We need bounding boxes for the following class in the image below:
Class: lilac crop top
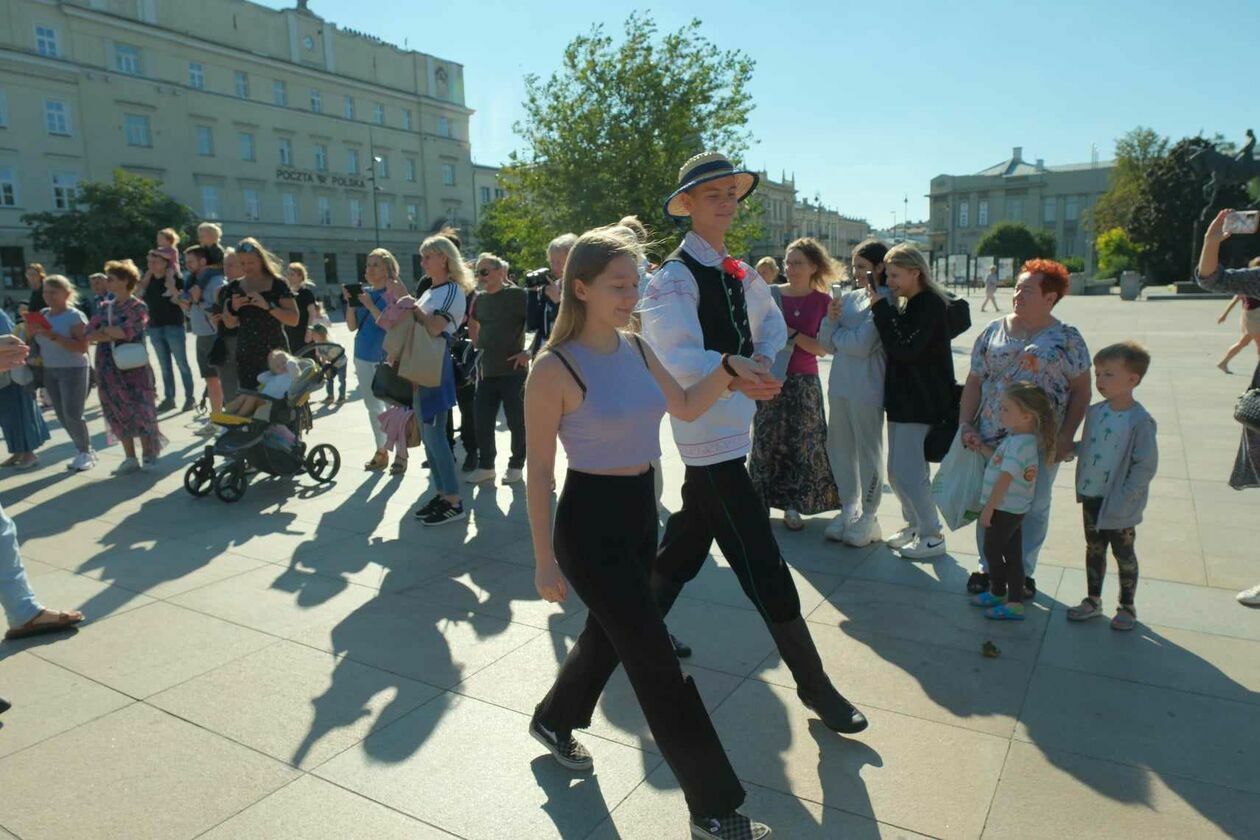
[554,334,666,471]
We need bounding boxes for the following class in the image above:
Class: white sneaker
[69,451,95,472]
[843,513,882,547]
[465,467,495,484]
[502,467,524,484]
[887,527,916,549]
[899,534,946,559]
[1237,583,1260,607]
[194,421,217,437]
[783,509,804,531]
[823,514,850,542]
[112,457,141,475]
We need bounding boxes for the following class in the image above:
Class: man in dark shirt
[467,254,529,485]
[25,264,47,313]
[524,233,576,358]
[141,250,195,412]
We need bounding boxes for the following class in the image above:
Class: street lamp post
[367,131,382,248]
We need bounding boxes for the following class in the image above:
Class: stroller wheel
[184,460,215,497]
[306,444,341,483]
[214,462,248,503]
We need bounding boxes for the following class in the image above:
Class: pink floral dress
[89,295,165,448]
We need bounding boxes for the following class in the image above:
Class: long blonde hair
[785,237,838,293]
[235,237,284,282]
[41,274,79,306]
[1003,382,1059,457]
[884,243,948,308]
[420,235,472,294]
[545,226,641,350]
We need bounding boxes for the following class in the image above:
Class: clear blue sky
[263,0,1257,226]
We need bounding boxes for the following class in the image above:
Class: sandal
[971,591,1006,608]
[363,452,388,472]
[1067,597,1103,622]
[1111,606,1137,631]
[390,458,408,476]
[5,608,85,640]
[0,455,19,467]
[966,571,990,594]
[984,603,1026,621]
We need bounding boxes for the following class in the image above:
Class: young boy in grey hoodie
[1066,341,1158,631]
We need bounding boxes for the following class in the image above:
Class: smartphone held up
[1223,210,1260,236]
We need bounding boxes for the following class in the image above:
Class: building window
[35,25,59,58]
[1043,197,1057,223]
[480,186,491,204]
[234,70,249,98]
[196,125,213,156]
[346,148,359,174]
[437,116,450,137]
[1065,196,1081,221]
[377,200,391,229]
[201,185,220,220]
[188,62,204,89]
[494,188,505,200]
[51,172,78,210]
[406,203,418,230]
[0,167,17,207]
[343,95,354,120]
[402,110,413,130]
[977,199,988,228]
[44,100,70,136]
[114,44,142,75]
[317,196,331,226]
[323,253,339,284]
[1006,197,1024,222]
[238,132,255,161]
[376,155,389,178]
[278,137,293,166]
[124,114,151,147]
[441,164,455,187]
[243,188,261,221]
[282,192,298,225]
[349,198,363,227]
[404,158,416,182]
[355,253,368,280]
[373,103,385,125]
[957,201,969,228]
[273,80,287,106]
[310,89,322,113]
[314,144,327,172]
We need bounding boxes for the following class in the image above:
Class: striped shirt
[417,280,466,336]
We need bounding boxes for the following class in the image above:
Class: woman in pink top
[750,237,842,530]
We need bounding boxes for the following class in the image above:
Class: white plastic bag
[932,430,985,531]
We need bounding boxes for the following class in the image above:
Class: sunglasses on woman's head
[238,242,257,254]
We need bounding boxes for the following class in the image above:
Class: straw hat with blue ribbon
[663,151,759,221]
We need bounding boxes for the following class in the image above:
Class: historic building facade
[0,0,476,289]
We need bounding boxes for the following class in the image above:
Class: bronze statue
[1191,129,1260,221]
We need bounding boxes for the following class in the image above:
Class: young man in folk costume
[528,154,865,739]
[640,152,868,735]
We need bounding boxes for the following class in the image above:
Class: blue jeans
[148,324,195,401]
[419,407,459,496]
[325,363,347,399]
[976,456,1059,576]
[0,501,41,628]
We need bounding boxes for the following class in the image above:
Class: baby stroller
[184,342,348,502]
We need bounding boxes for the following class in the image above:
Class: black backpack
[945,293,971,339]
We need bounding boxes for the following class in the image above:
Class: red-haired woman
[959,259,1092,597]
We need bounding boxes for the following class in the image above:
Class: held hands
[961,423,983,452]
[535,559,567,603]
[0,335,29,372]
[1055,435,1077,464]
[728,355,782,401]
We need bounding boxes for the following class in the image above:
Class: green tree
[976,222,1053,267]
[23,170,196,276]
[1090,127,1168,236]
[475,13,760,271]
[1094,227,1140,277]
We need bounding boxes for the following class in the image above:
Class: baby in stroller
[212,349,316,424]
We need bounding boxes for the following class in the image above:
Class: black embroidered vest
[663,247,753,356]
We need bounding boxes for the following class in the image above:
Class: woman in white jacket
[818,239,889,546]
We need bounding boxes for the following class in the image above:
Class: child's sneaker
[984,603,1026,621]
[1110,605,1137,631]
[1066,597,1103,621]
[971,591,1005,608]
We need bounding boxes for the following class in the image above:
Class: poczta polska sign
[275,166,366,189]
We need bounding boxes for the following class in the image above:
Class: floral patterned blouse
[969,315,1091,445]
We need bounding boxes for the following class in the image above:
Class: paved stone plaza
[0,290,1257,839]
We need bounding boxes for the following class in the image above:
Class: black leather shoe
[670,633,692,659]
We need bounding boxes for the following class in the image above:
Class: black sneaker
[529,714,593,771]
[461,451,478,473]
[966,571,990,594]
[420,499,466,527]
[1023,576,1037,600]
[691,811,772,839]
[156,396,176,413]
[670,633,692,659]
[181,398,196,412]
[413,496,444,519]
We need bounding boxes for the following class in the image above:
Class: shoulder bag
[109,299,150,371]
